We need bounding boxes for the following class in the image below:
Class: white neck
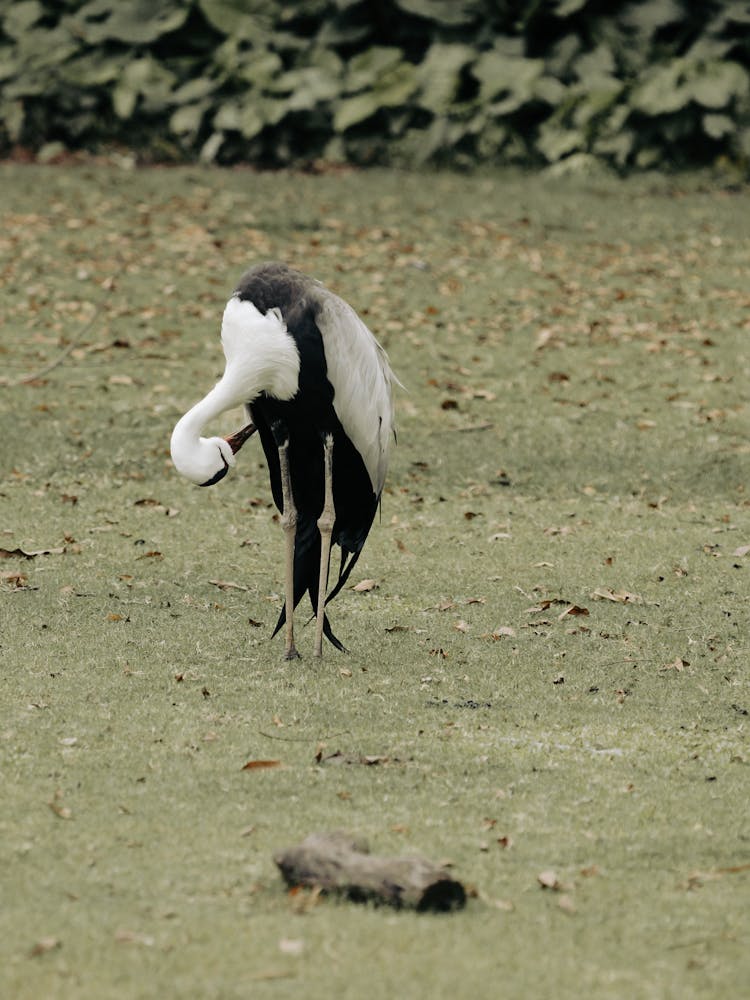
[171,380,232,450]
[170,380,241,485]
[170,298,301,486]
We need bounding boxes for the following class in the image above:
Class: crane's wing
[315,291,397,497]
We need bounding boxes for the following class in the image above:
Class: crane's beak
[224,421,257,455]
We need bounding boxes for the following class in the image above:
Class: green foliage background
[2,0,750,170]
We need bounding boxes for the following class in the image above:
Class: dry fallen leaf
[209,579,249,591]
[661,656,688,672]
[538,870,562,890]
[134,498,179,517]
[543,525,573,537]
[732,544,750,558]
[29,936,61,958]
[1,546,65,559]
[683,862,750,892]
[316,750,391,766]
[534,327,556,350]
[591,587,643,604]
[527,598,573,613]
[114,928,155,947]
[435,599,456,611]
[557,604,589,620]
[242,759,282,771]
[352,578,378,592]
[278,938,304,956]
[489,626,516,640]
[48,789,72,820]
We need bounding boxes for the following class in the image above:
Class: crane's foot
[284,646,302,661]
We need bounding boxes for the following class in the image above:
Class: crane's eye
[199,456,229,487]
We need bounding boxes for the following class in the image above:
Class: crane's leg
[314,433,335,658]
[276,426,300,661]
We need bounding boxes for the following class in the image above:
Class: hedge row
[2,0,749,171]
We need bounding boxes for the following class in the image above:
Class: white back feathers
[317,292,396,497]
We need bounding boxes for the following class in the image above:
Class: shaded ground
[1,164,748,999]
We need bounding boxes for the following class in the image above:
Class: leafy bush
[1,0,749,171]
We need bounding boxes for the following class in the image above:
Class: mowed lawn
[1,163,748,999]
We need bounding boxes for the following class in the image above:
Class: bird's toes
[284,647,302,661]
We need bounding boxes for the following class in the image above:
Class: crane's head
[170,420,256,487]
[170,432,234,487]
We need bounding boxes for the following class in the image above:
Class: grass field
[1,163,748,999]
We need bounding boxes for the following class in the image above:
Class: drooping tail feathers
[270,512,361,652]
